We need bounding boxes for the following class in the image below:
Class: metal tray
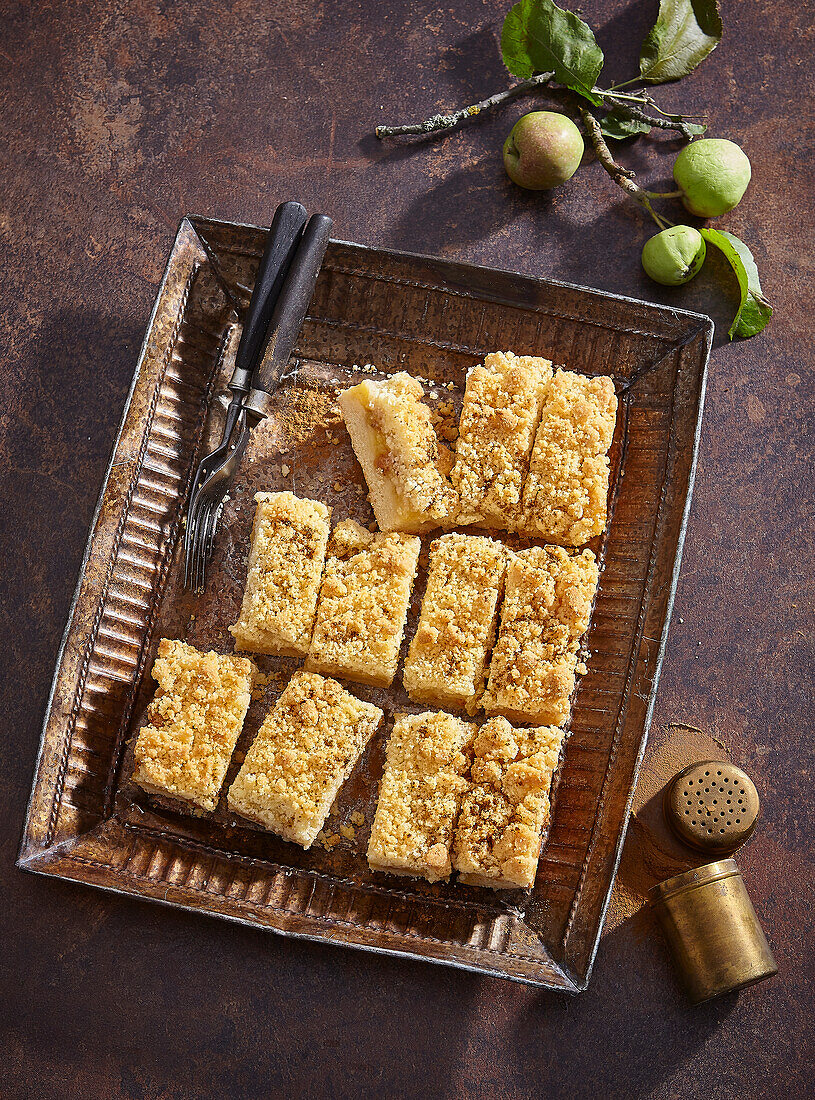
[18,216,711,992]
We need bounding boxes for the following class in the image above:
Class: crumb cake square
[229,491,331,656]
[451,351,552,529]
[403,533,506,713]
[227,671,382,848]
[305,519,421,688]
[483,545,599,727]
[452,717,564,889]
[132,639,256,814]
[522,369,618,545]
[367,711,474,883]
[338,372,458,533]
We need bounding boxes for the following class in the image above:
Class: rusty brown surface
[0,1,812,1097]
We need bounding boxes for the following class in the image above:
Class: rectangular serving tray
[18,216,711,992]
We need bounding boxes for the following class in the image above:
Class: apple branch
[376,79,700,141]
[375,73,555,138]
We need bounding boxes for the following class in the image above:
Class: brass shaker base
[649,859,777,1003]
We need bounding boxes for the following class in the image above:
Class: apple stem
[645,189,684,199]
[578,107,675,231]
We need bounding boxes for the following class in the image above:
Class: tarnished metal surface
[649,860,777,1004]
[17,216,710,991]
[0,0,812,1096]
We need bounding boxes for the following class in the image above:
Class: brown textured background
[1,1,812,1097]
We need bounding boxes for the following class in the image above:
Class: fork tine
[193,501,214,595]
[184,492,204,589]
[201,500,221,590]
[188,499,206,595]
[191,503,208,594]
[203,500,222,567]
[199,502,220,589]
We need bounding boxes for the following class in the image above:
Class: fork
[184,210,334,593]
[185,201,308,531]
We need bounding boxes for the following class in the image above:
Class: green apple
[641,226,706,286]
[503,111,584,191]
[673,139,751,218]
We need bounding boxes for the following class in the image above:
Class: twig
[375,72,555,138]
[578,106,673,229]
[603,101,701,140]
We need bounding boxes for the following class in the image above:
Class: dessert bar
[522,369,617,545]
[227,670,383,848]
[230,491,331,656]
[452,717,564,889]
[367,711,474,882]
[483,545,598,726]
[132,639,256,813]
[306,519,421,687]
[403,533,506,713]
[451,351,552,528]
[338,372,458,532]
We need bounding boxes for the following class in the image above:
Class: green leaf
[639,0,722,84]
[699,228,773,339]
[502,0,604,104]
[600,108,652,140]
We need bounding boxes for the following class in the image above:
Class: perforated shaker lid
[664,760,760,855]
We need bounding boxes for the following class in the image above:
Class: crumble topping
[451,351,552,528]
[367,712,474,882]
[230,492,331,656]
[132,638,256,813]
[452,717,564,889]
[306,519,421,687]
[228,670,382,848]
[483,545,598,726]
[403,533,506,713]
[522,370,617,544]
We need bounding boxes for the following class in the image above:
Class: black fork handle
[244,213,333,418]
[229,201,308,393]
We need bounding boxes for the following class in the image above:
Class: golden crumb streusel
[227,671,382,848]
[305,519,421,687]
[367,712,474,882]
[483,545,598,727]
[132,639,256,813]
[403,533,506,713]
[522,370,617,545]
[452,717,564,889]
[338,372,458,533]
[451,352,552,529]
[230,492,331,656]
